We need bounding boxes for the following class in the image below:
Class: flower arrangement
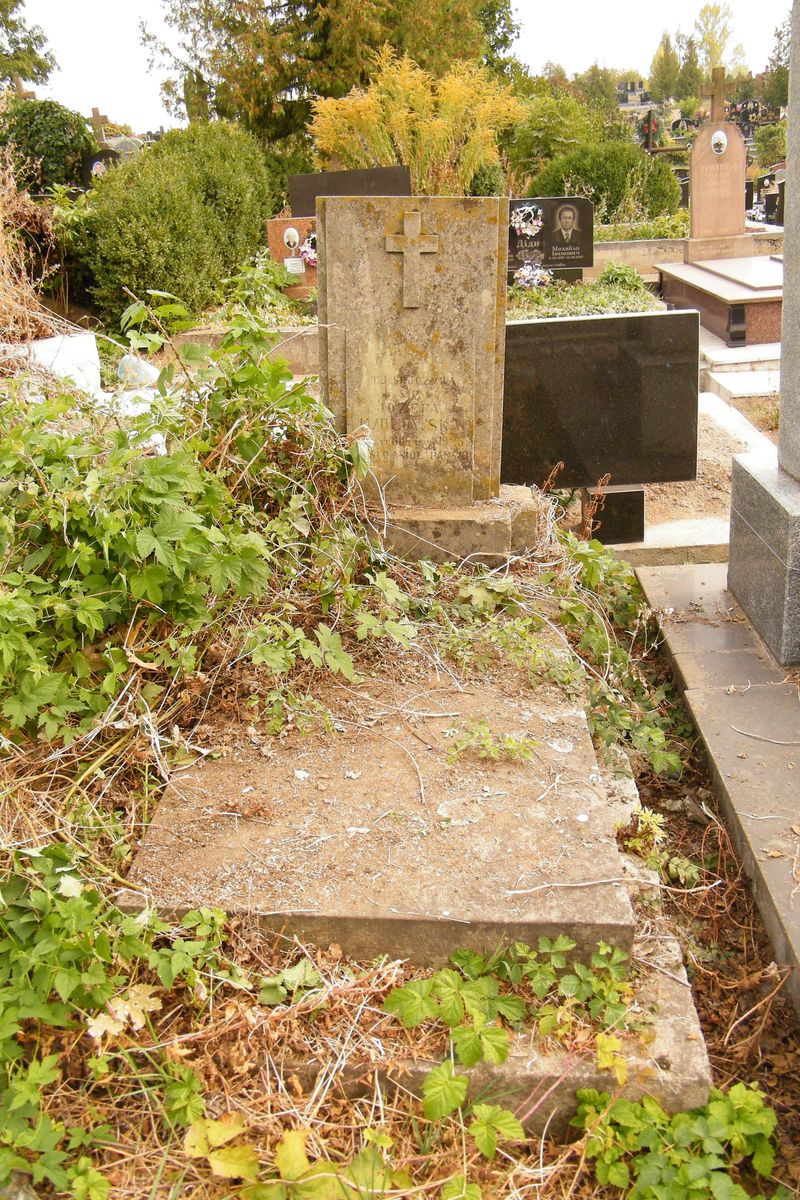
[299,233,317,268]
[510,204,543,238]
[513,262,552,290]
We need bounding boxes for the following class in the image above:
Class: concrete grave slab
[128,676,636,963]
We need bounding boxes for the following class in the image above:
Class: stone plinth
[659,257,783,346]
[267,215,317,299]
[318,196,508,506]
[684,233,755,263]
[728,449,800,664]
[689,122,746,240]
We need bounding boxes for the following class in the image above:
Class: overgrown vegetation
[1,291,795,1195]
[0,96,94,191]
[595,209,691,242]
[60,123,278,323]
[508,265,661,320]
[309,48,524,195]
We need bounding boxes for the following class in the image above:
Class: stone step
[706,369,780,405]
[698,327,780,377]
[126,673,638,962]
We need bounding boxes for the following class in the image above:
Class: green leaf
[451,1023,483,1067]
[384,979,437,1028]
[422,1061,468,1120]
[432,968,466,1027]
[442,1175,482,1200]
[479,1024,509,1065]
[468,1104,524,1161]
[208,1144,260,1180]
[275,1129,310,1181]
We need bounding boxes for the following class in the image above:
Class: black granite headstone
[745,179,754,211]
[508,197,593,283]
[500,311,698,489]
[289,165,412,217]
[765,192,780,223]
[778,180,785,225]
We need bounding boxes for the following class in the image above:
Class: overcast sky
[23,0,792,135]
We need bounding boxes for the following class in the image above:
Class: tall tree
[693,3,744,74]
[572,63,618,111]
[761,11,790,109]
[146,0,513,142]
[0,0,55,86]
[649,32,680,101]
[675,34,703,101]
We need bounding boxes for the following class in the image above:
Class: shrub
[309,48,525,196]
[530,142,680,221]
[510,93,604,177]
[70,122,277,324]
[753,121,786,168]
[0,97,95,191]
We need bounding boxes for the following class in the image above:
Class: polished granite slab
[500,311,699,489]
[658,258,783,302]
[289,166,412,217]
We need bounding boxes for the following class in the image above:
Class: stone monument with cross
[317,195,542,559]
[686,66,748,260]
[89,108,110,145]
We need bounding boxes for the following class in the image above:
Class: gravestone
[728,0,800,666]
[318,196,507,507]
[289,165,412,218]
[501,311,698,489]
[508,198,593,283]
[689,122,746,240]
[267,216,317,298]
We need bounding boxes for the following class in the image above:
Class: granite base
[728,447,800,665]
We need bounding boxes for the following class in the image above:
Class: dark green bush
[530,142,680,221]
[73,122,278,324]
[0,98,95,191]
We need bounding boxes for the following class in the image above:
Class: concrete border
[636,562,800,1016]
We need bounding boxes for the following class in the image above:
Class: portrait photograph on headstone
[508,197,593,283]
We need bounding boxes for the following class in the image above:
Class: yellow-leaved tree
[308,49,525,196]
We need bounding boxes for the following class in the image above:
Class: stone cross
[701,68,734,123]
[91,107,110,142]
[385,210,439,308]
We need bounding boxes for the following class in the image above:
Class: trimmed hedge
[74,122,278,324]
[530,142,680,221]
[0,98,95,191]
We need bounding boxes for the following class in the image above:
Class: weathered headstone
[318,196,507,507]
[689,122,746,240]
[289,165,412,218]
[728,0,800,665]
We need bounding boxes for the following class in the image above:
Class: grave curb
[635,561,800,1016]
